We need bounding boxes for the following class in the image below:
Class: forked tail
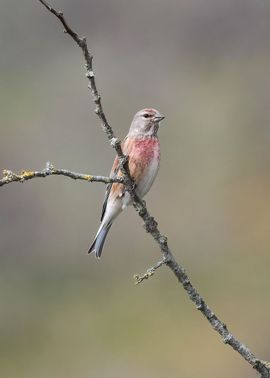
[88,222,112,258]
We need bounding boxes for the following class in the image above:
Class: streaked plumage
[89,108,165,257]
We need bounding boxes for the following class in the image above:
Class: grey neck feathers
[128,124,159,138]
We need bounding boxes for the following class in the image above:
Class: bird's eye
[143,113,150,118]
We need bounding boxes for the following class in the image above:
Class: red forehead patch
[143,108,157,115]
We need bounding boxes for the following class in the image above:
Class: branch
[134,257,167,284]
[33,2,269,377]
[0,162,123,187]
[38,0,132,184]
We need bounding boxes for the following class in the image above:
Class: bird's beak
[154,114,165,122]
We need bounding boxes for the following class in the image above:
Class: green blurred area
[1,0,270,377]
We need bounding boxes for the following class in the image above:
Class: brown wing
[101,137,132,221]
[100,154,120,221]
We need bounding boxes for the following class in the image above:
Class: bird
[89,108,165,258]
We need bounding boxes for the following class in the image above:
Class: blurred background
[1,0,270,377]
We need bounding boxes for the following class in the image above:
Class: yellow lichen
[21,171,34,178]
[84,175,93,181]
[3,169,9,177]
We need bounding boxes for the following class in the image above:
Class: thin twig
[134,258,167,284]
[35,2,270,376]
[0,162,123,188]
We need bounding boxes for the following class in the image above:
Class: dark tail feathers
[88,222,112,258]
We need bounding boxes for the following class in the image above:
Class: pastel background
[1,1,270,377]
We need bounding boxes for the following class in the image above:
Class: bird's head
[128,108,165,137]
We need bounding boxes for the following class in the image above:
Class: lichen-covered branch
[0,162,123,188]
[28,1,270,376]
